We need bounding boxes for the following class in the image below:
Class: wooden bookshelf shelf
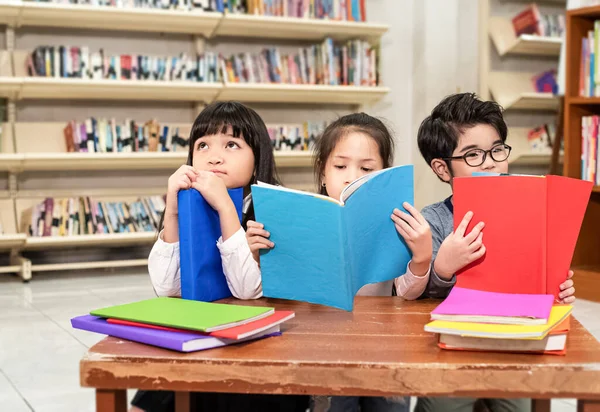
[214,14,388,42]
[489,17,562,57]
[489,71,559,111]
[220,83,389,105]
[18,78,222,102]
[0,2,387,41]
[0,234,27,250]
[567,97,600,105]
[6,2,222,36]
[31,258,148,273]
[0,151,313,172]
[0,77,22,99]
[23,232,156,250]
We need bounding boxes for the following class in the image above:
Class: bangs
[192,103,255,144]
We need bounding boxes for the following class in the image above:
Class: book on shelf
[20,195,166,237]
[511,4,564,38]
[25,0,240,13]
[247,0,367,21]
[27,46,221,83]
[267,121,326,152]
[63,118,191,153]
[220,37,379,87]
[527,123,557,155]
[581,115,600,185]
[579,22,600,97]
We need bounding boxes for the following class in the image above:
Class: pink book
[431,287,554,325]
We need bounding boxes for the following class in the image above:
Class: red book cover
[512,4,542,36]
[107,310,295,340]
[453,175,592,299]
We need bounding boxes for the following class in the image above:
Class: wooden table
[80,297,600,412]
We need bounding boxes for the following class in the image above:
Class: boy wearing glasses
[412,93,575,412]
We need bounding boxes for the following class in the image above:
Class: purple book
[71,315,281,353]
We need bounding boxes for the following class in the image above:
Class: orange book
[453,175,592,299]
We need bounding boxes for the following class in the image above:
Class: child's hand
[558,270,576,304]
[245,220,274,264]
[391,203,432,265]
[165,165,199,217]
[192,171,232,213]
[434,211,485,280]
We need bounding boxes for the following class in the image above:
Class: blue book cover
[252,165,414,311]
[178,187,244,302]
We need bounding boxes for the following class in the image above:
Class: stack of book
[424,287,573,355]
[512,4,564,38]
[22,195,166,237]
[72,297,294,352]
[581,115,600,185]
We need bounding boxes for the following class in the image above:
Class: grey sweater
[419,196,457,299]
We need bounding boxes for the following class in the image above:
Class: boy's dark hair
[159,101,279,232]
[313,112,395,195]
[417,92,508,167]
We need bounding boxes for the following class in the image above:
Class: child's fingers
[393,208,419,229]
[470,244,486,262]
[246,227,270,238]
[567,270,574,279]
[560,279,574,291]
[559,286,575,300]
[249,237,274,249]
[561,295,576,304]
[455,211,474,237]
[246,220,264,229]
[184,170,198,182]
[402,202,428,225]
[464,221,485,244]
[391,213,417,238]
[393,222,409,240]
[468,232,483,252]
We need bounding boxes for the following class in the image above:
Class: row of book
[582,115,600,185]
[28,47,220,83]
[527,123,557,155]
[580,24,600,97]
[62,118,326,153]
[222,38,377,86]
[26,38,378,87]
[425,287,572,355]
[512,4,565,38]
[64,119,191,153]
[247,0,366,21]
[22,196,166,237]
[72,297,294,352]
[27,0,367,21]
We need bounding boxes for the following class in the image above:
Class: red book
[107,310,295,340]
[453,175,592,299]
[512,4,543,36]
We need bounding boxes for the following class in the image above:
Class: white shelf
[0,2,387,41]
[0,151,314,171]
[489,17,562,57]
[214,13,388,42]
[23,232,156,250]
[0,77,21,99]
[489,71,559,111]
[8,2,222,36]
[19,78,222,102]
[220,83,389,105]
[0,234,27,250]
[31,258,148,272]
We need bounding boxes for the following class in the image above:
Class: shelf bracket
[10,249,31,282]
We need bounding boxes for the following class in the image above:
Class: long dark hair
[313,112,395,195]
[159,101,279,231]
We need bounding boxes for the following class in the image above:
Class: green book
[90,297,274,332]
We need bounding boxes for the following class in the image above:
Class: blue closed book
[252,165,414,311]
[178,187,244,302]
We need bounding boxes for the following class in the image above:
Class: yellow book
[424,305,572,340]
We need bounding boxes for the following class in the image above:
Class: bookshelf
[480,0,565,168]
[0,3,386,281]
[563,4,600,301]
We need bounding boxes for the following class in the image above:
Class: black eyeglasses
[443,143,512,167]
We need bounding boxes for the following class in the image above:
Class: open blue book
[178,187,243,302]
[252,165,414,311]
